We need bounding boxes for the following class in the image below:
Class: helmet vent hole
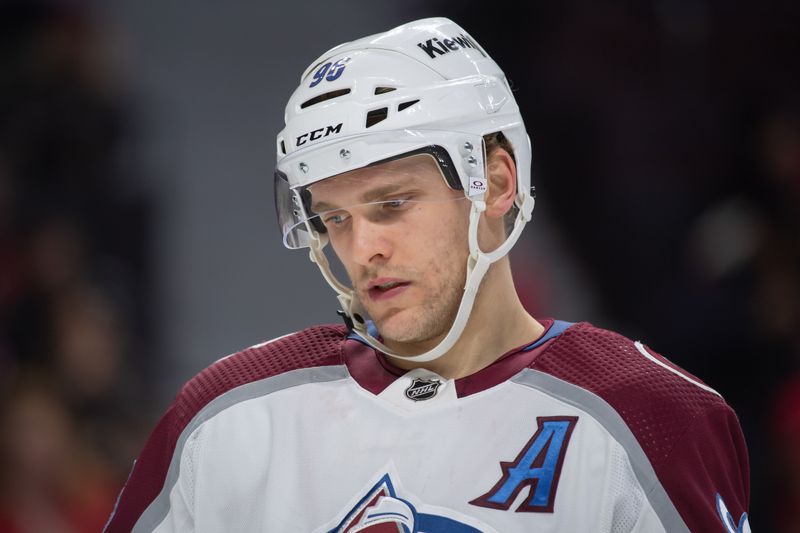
[300,88,351,109]
[280,140,286,154]
[365,108,388,128]
[397,99,420,112]
[374,87,396,95]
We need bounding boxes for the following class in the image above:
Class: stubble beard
[359,251,468,349]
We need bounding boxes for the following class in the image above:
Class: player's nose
[350,215,392,266]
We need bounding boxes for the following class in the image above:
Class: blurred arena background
[0,1,797,530]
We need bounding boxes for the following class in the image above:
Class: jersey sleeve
[104,325,347,532]
[657,402,751,532]
[104,403,194,533]
[530,323,753,532]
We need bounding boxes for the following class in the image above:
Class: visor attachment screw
[299,162,309,174]
[466,156,478,168]
[463,141,473,152]
[339,149,351,160]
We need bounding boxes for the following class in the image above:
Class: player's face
[308,154,470,346]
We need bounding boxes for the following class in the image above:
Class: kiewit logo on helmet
[416,34,485,59]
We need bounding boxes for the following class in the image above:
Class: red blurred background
[0,1,797,530]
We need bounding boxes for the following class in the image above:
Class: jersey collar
[344,318,575,398]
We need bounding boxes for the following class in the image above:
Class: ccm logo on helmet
[296,123,343,147]
[416,34,485,59]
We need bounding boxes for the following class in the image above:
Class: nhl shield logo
[404,378,441,401]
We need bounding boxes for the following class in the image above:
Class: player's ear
[483,148,517,220]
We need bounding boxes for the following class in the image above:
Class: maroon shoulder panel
[104,324,347,533]
[533,322,750,531]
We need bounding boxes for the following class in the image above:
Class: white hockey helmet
[274,17,534,362]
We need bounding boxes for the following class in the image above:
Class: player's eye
[322,211,349,226]
[383,197,411,209]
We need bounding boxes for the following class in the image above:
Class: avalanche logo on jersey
[319,472,490,533]
[716,493,751,533]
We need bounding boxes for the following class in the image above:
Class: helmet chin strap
[308,193,534,363]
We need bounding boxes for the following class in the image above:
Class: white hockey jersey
[105,320,751,532]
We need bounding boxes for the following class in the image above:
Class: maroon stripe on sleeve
[104,405,183,532]
[104,325,347,532]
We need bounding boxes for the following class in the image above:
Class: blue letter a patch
[470,416,578,513]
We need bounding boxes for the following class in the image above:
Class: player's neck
[385,259,544,380]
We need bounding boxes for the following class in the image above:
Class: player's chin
[371,309,420,341]
[374,308,442,345]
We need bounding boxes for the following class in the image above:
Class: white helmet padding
[275,18,535,362]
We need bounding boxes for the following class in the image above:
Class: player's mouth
[367,278,411,301]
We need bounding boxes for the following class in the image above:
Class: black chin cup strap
[336,309,355,331]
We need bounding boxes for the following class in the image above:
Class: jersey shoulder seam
[536,322,725,408]
[171,324,348,433]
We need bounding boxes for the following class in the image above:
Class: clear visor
[276,152,475,249]
[275,130,487,249]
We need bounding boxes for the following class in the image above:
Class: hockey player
[105,18,751,532]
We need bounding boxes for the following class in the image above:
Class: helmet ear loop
[467,143,535,266]
[470,197,531,266]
